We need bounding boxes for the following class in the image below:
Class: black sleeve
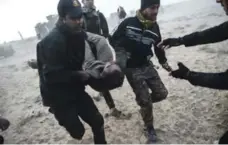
[182,21,228,47]
[99,12,109,38]
[110,19,129,69]
[187,70,228,90]
[154,24,167,64]
[37,40,85,84]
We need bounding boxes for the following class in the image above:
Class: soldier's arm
[182,21,228,47]
[187,70,228,90]
[37,40,90,84]
[154,24,168,64]
[99,12,109,38]
[110,19,129,69]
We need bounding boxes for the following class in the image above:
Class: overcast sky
[0,0,188,43]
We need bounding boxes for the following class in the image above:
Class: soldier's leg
[145,64,168,103]
[102,91,131,119]
[101,91,121,117]
[101,91,115,109]
[125,68,157,143]
[125,69,153,127]
[77,92,107,144]
[50,103,85,140]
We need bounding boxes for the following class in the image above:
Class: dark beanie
[141,0,160,10]
[57,0,82,18]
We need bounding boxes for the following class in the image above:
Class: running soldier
[110,0,172,143]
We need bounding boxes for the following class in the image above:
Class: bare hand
[161,62,173,72]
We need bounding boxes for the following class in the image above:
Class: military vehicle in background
[0,43,15,59]
[35,14,58,40]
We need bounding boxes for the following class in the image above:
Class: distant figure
[117,6,127,23]
[0,116,10,144]
[34,23,49,40]
[110,6,127,35]
[82,0,109,38]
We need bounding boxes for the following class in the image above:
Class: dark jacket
[182,21,228,46]
[82,8,109,38]
[187,70,228,90]
[182,21,228,90]
[110,16,167,68]
[37,22,87,106]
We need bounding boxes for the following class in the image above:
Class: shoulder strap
[97,11,102,34]
[87,39,97,59]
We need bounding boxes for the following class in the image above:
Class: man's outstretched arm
[187,71,228,90]
[182,21,228,46]
[171,62,228,90]
[158,21,228,48]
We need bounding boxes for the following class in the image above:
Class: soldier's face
[64,14,83,32]
[142,4,160,21]
[83,0,94,8]
[217,0,228,15]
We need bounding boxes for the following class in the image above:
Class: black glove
[171,62,190,79]
[158,37,184,49]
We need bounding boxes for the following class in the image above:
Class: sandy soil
[1,0,228,143]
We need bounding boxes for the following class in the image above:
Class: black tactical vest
[83,10,102,35]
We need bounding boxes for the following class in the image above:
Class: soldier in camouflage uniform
[110,0,172,143]
[117,6,127,23]
[158,0,228,143]
[81,0,109,38]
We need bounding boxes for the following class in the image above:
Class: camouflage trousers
[125,63,168,128]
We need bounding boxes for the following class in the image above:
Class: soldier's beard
[67,24,83,33]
